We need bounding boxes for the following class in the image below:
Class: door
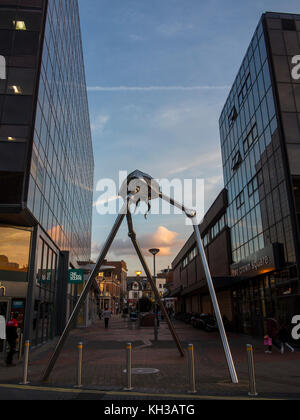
[0,298,10,352]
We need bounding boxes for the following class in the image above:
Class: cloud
[87,85,230,92]
[93,195,120,208]
[166,150,222,176]
[91,114,110,134]
[92,226,185,260]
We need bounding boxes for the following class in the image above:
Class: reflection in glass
[0,226,32,281]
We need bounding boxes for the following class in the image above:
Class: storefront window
[0,226,32,282]
[34,237,58,346]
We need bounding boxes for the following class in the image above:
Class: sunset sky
[79,0,300,275]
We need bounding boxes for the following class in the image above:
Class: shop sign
[68,269,84,284]
[231,245,279,279]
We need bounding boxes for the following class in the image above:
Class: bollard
[18,333,23,361]
[188,344,197,394]
[247,344,258,397]
[20,340,30,385]
[124,343,133,391]
[75,342,83,388]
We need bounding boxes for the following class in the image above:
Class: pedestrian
[266,317,280,353]
[6,313,19,367]
[103,307,111,329]
[278,324,295,354]
[264,335,273,354]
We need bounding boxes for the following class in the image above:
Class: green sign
[68,269,84,285]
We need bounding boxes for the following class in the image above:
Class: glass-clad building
[219,12,300,335]
[0,0,94,349]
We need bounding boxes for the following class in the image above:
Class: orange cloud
[93,226,185,259]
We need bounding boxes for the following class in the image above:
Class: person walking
[278,324,295,354]
[6,313,19,367]
[103,307,111,329]
[266,317,280,353]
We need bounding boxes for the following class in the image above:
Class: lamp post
[149,248,160,341]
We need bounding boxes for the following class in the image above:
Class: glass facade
[27,0,94,264]
[219,15,297,269]
[219,12,300,335]
[0,0,45,205]
[0,0,94,346]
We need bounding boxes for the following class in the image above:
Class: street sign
[68,269,84,285]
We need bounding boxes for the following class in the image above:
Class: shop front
[230,244,299,336]
[0,225,32,353]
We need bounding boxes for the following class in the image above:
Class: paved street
[0,316,300,400]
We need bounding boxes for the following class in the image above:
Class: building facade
[95,261,128,314]
[171,190,234,322]
[172,12,300,337]
[220,11,300,335]
[0,0,94,350]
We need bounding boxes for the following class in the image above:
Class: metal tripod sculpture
[42,170,238,384]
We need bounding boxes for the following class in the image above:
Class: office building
[171,12,300,336]
[0,0,94,350]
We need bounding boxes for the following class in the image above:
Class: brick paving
[1,316,300,398]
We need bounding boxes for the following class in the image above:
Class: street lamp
[149,248,160,341]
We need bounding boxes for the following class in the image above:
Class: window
[238,74,251,106]
[182,256,189,269]
[232,151,242,171]
[203,234,209,247]
[14,21,26,31]
[0,124,29,142]
[219,214,226,231]
[211,221,220,240]
[6,68,36,96]
[282,19,296,31]
[0,226,32,281]
[228,106,238,126]
[189,247,197,262]
[243,124,258,155]
[236,191,245,209]
[248,172,262,197]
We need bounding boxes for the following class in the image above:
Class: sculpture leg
[126,213,185,357]
[192,219,238,384]
[41,201,129,382]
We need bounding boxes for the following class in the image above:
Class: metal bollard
[188,344,197,394]
[20,340,30,385]
[75,342,83,388]
[124,343,133,391]
[18,333,23,361]
[247,344,258,397]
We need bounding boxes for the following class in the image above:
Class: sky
[78,0,300,275]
